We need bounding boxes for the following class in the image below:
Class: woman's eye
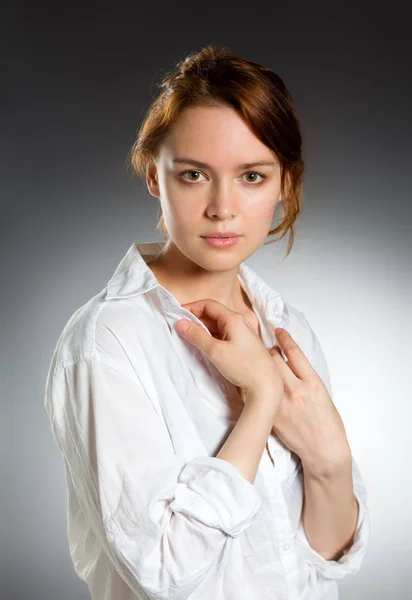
[242,171,266,184]
[180,170,206,183]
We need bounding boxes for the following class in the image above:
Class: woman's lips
[202,236,241,247]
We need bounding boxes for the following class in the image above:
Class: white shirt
[44,241,370,600]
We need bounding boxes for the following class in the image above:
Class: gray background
[3,2,411,598]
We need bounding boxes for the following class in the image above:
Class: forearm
[301,456,359,561]
[217,388,278,484]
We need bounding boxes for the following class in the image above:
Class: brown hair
[126,43,305,257]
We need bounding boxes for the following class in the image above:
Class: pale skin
[145,103,284,320]
[145,104,359,562]
[269,327,359,561]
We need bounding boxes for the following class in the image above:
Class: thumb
[175,319,191,336]
[175,319,214,353]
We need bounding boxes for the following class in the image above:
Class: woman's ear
[146,158,160,198]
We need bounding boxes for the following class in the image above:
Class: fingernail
[177,320,190,334]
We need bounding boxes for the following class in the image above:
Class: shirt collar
[105,241,284,321]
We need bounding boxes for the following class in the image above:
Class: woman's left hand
[269,327,352,476]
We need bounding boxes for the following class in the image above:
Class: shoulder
[46,287,160,377]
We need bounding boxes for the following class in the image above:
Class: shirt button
[107,533,115,543]
[282,542,292,552]
[274,449,283,458]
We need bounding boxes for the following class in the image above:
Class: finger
[181,299,240,338]
[269,347,297,388]
[181,300,219,335]
[274,327,313,380]
[183,310,218,335]
[175,318,219,356]
[181,301,221,337]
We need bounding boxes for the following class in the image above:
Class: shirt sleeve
[294,455,371,580]
[293,320,371,580]
[45,326,262,600]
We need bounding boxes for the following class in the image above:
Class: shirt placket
[260,445,302,600]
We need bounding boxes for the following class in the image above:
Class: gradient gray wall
[3,4,411,599]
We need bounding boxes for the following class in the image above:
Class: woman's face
[146,104,284,272]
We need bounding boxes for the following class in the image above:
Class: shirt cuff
[294,485,371,579]
[169,456,262,537]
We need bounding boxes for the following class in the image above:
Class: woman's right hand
[175,298,284,412]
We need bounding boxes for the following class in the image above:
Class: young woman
[44,44,370,600]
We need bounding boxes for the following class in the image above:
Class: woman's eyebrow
[172,157,276,169]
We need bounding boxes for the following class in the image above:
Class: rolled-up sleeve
[45,346,262,599]
[171,456,263,537]
[294,455,371,579]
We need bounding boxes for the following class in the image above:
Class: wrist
[301,447,352,481]
[244,385,280,418]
